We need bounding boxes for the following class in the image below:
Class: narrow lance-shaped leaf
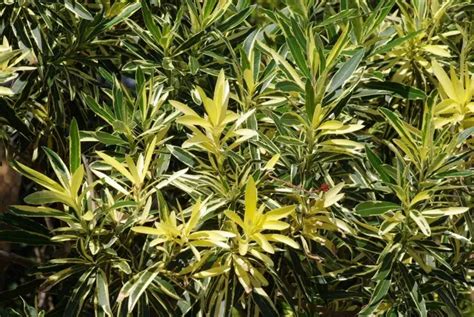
[69,118,81,173]
[355,201,400,216]
[327,48,365,94]
[244,176,257,225]
[96,269,113,316]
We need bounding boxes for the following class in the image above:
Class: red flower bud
[319,183,329,192]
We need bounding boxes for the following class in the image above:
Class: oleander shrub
[0,1,472,316]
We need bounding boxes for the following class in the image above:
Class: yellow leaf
[239,238,249,256]
[188,230,236,240]
[243,68,254,91]
[233,257,252,293]
[190,244,201,261]
[320,139,363,149]
[409,210,431,236]
[169,100,199,116]
[249,249,274,266]
[244,176,257,224]
[253,233,274,253]
[222,111,239,125]
[183,134,213,149]
[12,161,64,193]
[422,45,451,57]
[434,99,458,114]
[410,191,430,207]
[0,86,14,95]
[311,104,323,129]
[320,123,364,135]
[326,24,349,68]
[265,233,299,249]
[450,67,465,103]
[234,129,258,137]
[185,201,202,235]
[97,152,134,183]
[263,154,280,170]
[466,102,474,113]
[91,169,129,195]
[265,205,295,221]
[125,156,140,184]
[132,226,164,236]
[324,182,345,208]
[150,238,167,247]
[407,248,432,273]
[155,222,180,237]
[224,210,245,229]
[143,137,157,182]
[335,219,354,234]
[214,69,230,124]
[250,268,269,286]
[432,60,456,100]
[193,265,230,278]
[82,210,94,221]
[317,120,344,130]
[421,207,468,217]
[262,220,290,231]
[70,165,84,196]
[379,220,400,236]
[177,115,211,128]
[195,86,219,126]
[191,240,230,249]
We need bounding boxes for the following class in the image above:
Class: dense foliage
[0,0,473,316]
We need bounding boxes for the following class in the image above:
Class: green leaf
[365,82,426,100]
[65,0,93,20]
[379,108,417,147]
[64,269,95,317]
[141,0,162,42]
[11,161,64,193]
[104,3,141,29]
[305,78,316,119]
[374,243,400,281]
[257,40,305,89]
[154,277,180,300]
[10,205,72,221]
[362,0,395,39]
[0,99,32,141]
[328,48,365,94]
[218,5,255,31]
[399,265,427,317]
[359,278,391,316]
[287,36,311,79]
[40,265,87,292]
[167,145,196,167]
[355,201,400,216]
[24,191,76,210]
[97,269,113,316]
[365,145,394,183]
[326,24,350,68]
[82,94,114,124]
[69,118,81,173]
[315,9,358,27]
[373,30,423,55]
[118,265,160,313]
[0,229,52,245]
[42,147,70,188]
[95,131,128,146]
[252,287,279,316]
